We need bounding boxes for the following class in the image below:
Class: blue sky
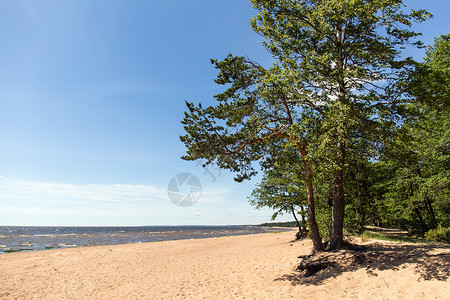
[1,0,449,226]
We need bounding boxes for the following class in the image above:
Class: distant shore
[0,231,448,299]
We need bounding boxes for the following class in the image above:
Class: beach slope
[1,231,449,299]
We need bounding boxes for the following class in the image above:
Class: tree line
[180,0,449,251]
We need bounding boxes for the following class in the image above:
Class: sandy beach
[1,231,449,299]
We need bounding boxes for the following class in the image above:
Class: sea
[0,225,291,254]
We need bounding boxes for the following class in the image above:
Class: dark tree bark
[328,141,345,250]
[414,206,427,233]
[305,163,324,252]
[294,141,323,252]
[301,211,307,233]
[327,29,346,250]
[291,205,303,236]
[328,27,347,251]
[425,197,437,229]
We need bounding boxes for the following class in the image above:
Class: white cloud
[0,176,282,226]
[0,176,167,205]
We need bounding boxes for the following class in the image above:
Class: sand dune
[1,231,449,299]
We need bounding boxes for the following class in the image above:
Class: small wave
[58,244,76,247]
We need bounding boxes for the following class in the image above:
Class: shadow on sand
[275,242,450,286]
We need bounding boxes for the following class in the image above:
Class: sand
[0,231,449,299]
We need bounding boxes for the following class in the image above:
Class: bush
[425,225,450,243]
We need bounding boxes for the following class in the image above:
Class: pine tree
[180,0,430,251]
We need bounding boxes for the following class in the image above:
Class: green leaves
[372,35,450,233]
[180,0,434,250]
[249,146,308,219]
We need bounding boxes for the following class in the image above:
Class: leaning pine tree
[180,0,430,252]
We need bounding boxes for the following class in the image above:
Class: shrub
[425,225,450,243]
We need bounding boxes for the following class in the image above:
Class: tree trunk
[295,141,323,252]
[328,27,347,251]
[328,138,345,250]
[301,210,307,232]
[425,197,437,229]
[413,205,427,233]
[305,163,324,252]
[290,205,303,234]
[294,141,323,252]
[329,32,347,250]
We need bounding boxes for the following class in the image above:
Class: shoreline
[0,229,294,256]
[1,231,448,299]
[0,225,295,254]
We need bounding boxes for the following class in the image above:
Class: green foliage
[371,106,449,234]
[249,147,307,219]
[367,34,450,235]
[180,0,431,251]
[315,204,332,242]
[410,34,450,109]
[250,0,430,249]
[344,159,376,234]
[259,221,297,227]
[425,226,450,243]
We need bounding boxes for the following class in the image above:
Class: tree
[250,0,430,249]
[373,34,450,234]
[180,0,430,251]
[249,147,308,238]
[373,106,449,234]
[411,34,450,109]
[181,55,325,252]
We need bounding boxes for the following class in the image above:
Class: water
[0,225,290,253]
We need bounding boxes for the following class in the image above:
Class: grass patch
[360,229,431,244]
